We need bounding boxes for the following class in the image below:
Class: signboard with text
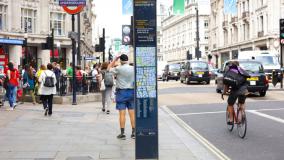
[134,0,158,159]
[59,0,86,6]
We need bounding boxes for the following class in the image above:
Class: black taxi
[216,60,269,97]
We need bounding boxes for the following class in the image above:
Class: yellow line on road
[162,106,231,160]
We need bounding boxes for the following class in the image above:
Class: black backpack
[223,68,245,89]
[44,72,55,87]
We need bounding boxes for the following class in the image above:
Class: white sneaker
[6,107,14,111]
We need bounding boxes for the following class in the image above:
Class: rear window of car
[169,64,180,71]
[191,62,208,70]
[239,62,264,73]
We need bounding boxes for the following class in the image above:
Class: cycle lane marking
[162,105,231,160]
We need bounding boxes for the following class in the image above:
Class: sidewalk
[0,102,217,160]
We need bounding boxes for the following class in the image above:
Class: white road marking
[247,110,284,124]
[162,106,231,160]
[175,108,284,116]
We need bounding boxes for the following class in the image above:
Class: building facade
[0,0,95,70]
[162,0,210,63]
[209,0,282,68]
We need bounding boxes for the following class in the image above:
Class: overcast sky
[93,0,173,40]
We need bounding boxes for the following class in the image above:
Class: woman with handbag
[21,64,36,104]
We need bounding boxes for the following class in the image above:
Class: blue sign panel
[122,0,133,15]
[134,0,158,159]
[224,0,237,14]
[0,38,24,45]
[59,0,86,6]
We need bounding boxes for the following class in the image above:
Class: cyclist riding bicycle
[222,61,250,125]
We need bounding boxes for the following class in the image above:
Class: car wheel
[166,77,169,81]
[259,91,266,97]
[216,89,222,93]
[186,78,190,84]
[206,80,210,85]
[180,79,184,83]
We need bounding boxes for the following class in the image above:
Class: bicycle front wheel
[237,109,247,138]
[226,107,234,132]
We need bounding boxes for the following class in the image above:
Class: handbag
[22,82,30,89]
[100,80,106,91]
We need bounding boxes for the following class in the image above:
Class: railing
[57,75,100,96]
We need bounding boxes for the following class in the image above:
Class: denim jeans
[7,84,16,107]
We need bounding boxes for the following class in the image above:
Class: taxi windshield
[240,62,264,73]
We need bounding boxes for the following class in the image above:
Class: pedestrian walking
[91,64,99,92]
[109,54,135,140]
[53,62,61,93]
[38,63,56,116]
[100,62,114,114]
[21,64,36,104]
[5,62,19,110]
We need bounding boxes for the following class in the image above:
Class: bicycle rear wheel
[226,107,234,132]
[237,109,247,138]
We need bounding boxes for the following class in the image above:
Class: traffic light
[280,19,284,44]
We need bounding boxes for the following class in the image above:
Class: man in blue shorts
[109,54,135,140]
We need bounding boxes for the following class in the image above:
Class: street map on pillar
[136,47,156,98]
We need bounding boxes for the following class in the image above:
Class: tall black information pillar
[134,0,158,159]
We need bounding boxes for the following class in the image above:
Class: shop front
[50,48,67,69]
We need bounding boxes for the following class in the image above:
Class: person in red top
[6,62,19,110]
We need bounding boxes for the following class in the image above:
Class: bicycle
[222,93,247,139]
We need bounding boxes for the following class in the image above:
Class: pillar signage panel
[134,0,158,159]
[59,0,86,6]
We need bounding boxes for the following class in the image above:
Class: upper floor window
[21,8,37,33]
[50,12,66,36]
[0,5,7,31]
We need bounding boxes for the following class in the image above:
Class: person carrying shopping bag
[21,65,36,104]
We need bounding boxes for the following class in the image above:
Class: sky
[93,0,172,40]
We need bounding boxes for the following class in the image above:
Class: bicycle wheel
[226,107,234,132]
[237,109,247,138]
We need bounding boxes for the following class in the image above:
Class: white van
[157,61,167,80]
[238,50,281,79]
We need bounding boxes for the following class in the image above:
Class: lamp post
[24,33,28,65]
[195,6,200,60]
[57,42,61,64]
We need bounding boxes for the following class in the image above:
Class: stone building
[0,0,95,69]
[209,0,282,68]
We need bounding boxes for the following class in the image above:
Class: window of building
[204,20,209,28]
[0,5,7,31]
[21,8,37,33]
[50,12,66,36]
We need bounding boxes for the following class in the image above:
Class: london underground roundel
[63,5,84,15]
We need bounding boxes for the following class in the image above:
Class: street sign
[59,0,86,6]
[59,0,85,15]
[122,25,132,45]
[134,0,158,159]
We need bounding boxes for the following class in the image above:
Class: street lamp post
[24,33,28,65]
[195,7,200,60]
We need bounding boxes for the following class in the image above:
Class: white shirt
[38,70,57,95]
[111,64,134,89]
[92,69,98,82]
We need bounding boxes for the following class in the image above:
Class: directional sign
[134,0,158,159]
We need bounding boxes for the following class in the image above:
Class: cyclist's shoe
[227,121,234,125]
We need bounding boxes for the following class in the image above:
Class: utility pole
[103,28,105,62]
[71,14,77,105]
[77,13,81,65]
[195,7,200,60]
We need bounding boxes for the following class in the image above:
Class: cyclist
[222,61,250,125]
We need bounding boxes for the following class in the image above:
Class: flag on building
[122,0,133,15]
[173,0,185,15]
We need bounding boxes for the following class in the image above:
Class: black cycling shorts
[227,94,246,106]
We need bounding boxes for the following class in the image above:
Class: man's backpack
[44,72,55,87]
[104,71,114,87]
[223,68,245,89]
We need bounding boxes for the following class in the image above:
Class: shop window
[21,8,37,33]
[50,12,66,36]
[0,5,7,30]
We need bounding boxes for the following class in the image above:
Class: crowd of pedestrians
[0,54,135,139]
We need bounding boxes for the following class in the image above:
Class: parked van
[157,61,167,80]
[238,50,281,80]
